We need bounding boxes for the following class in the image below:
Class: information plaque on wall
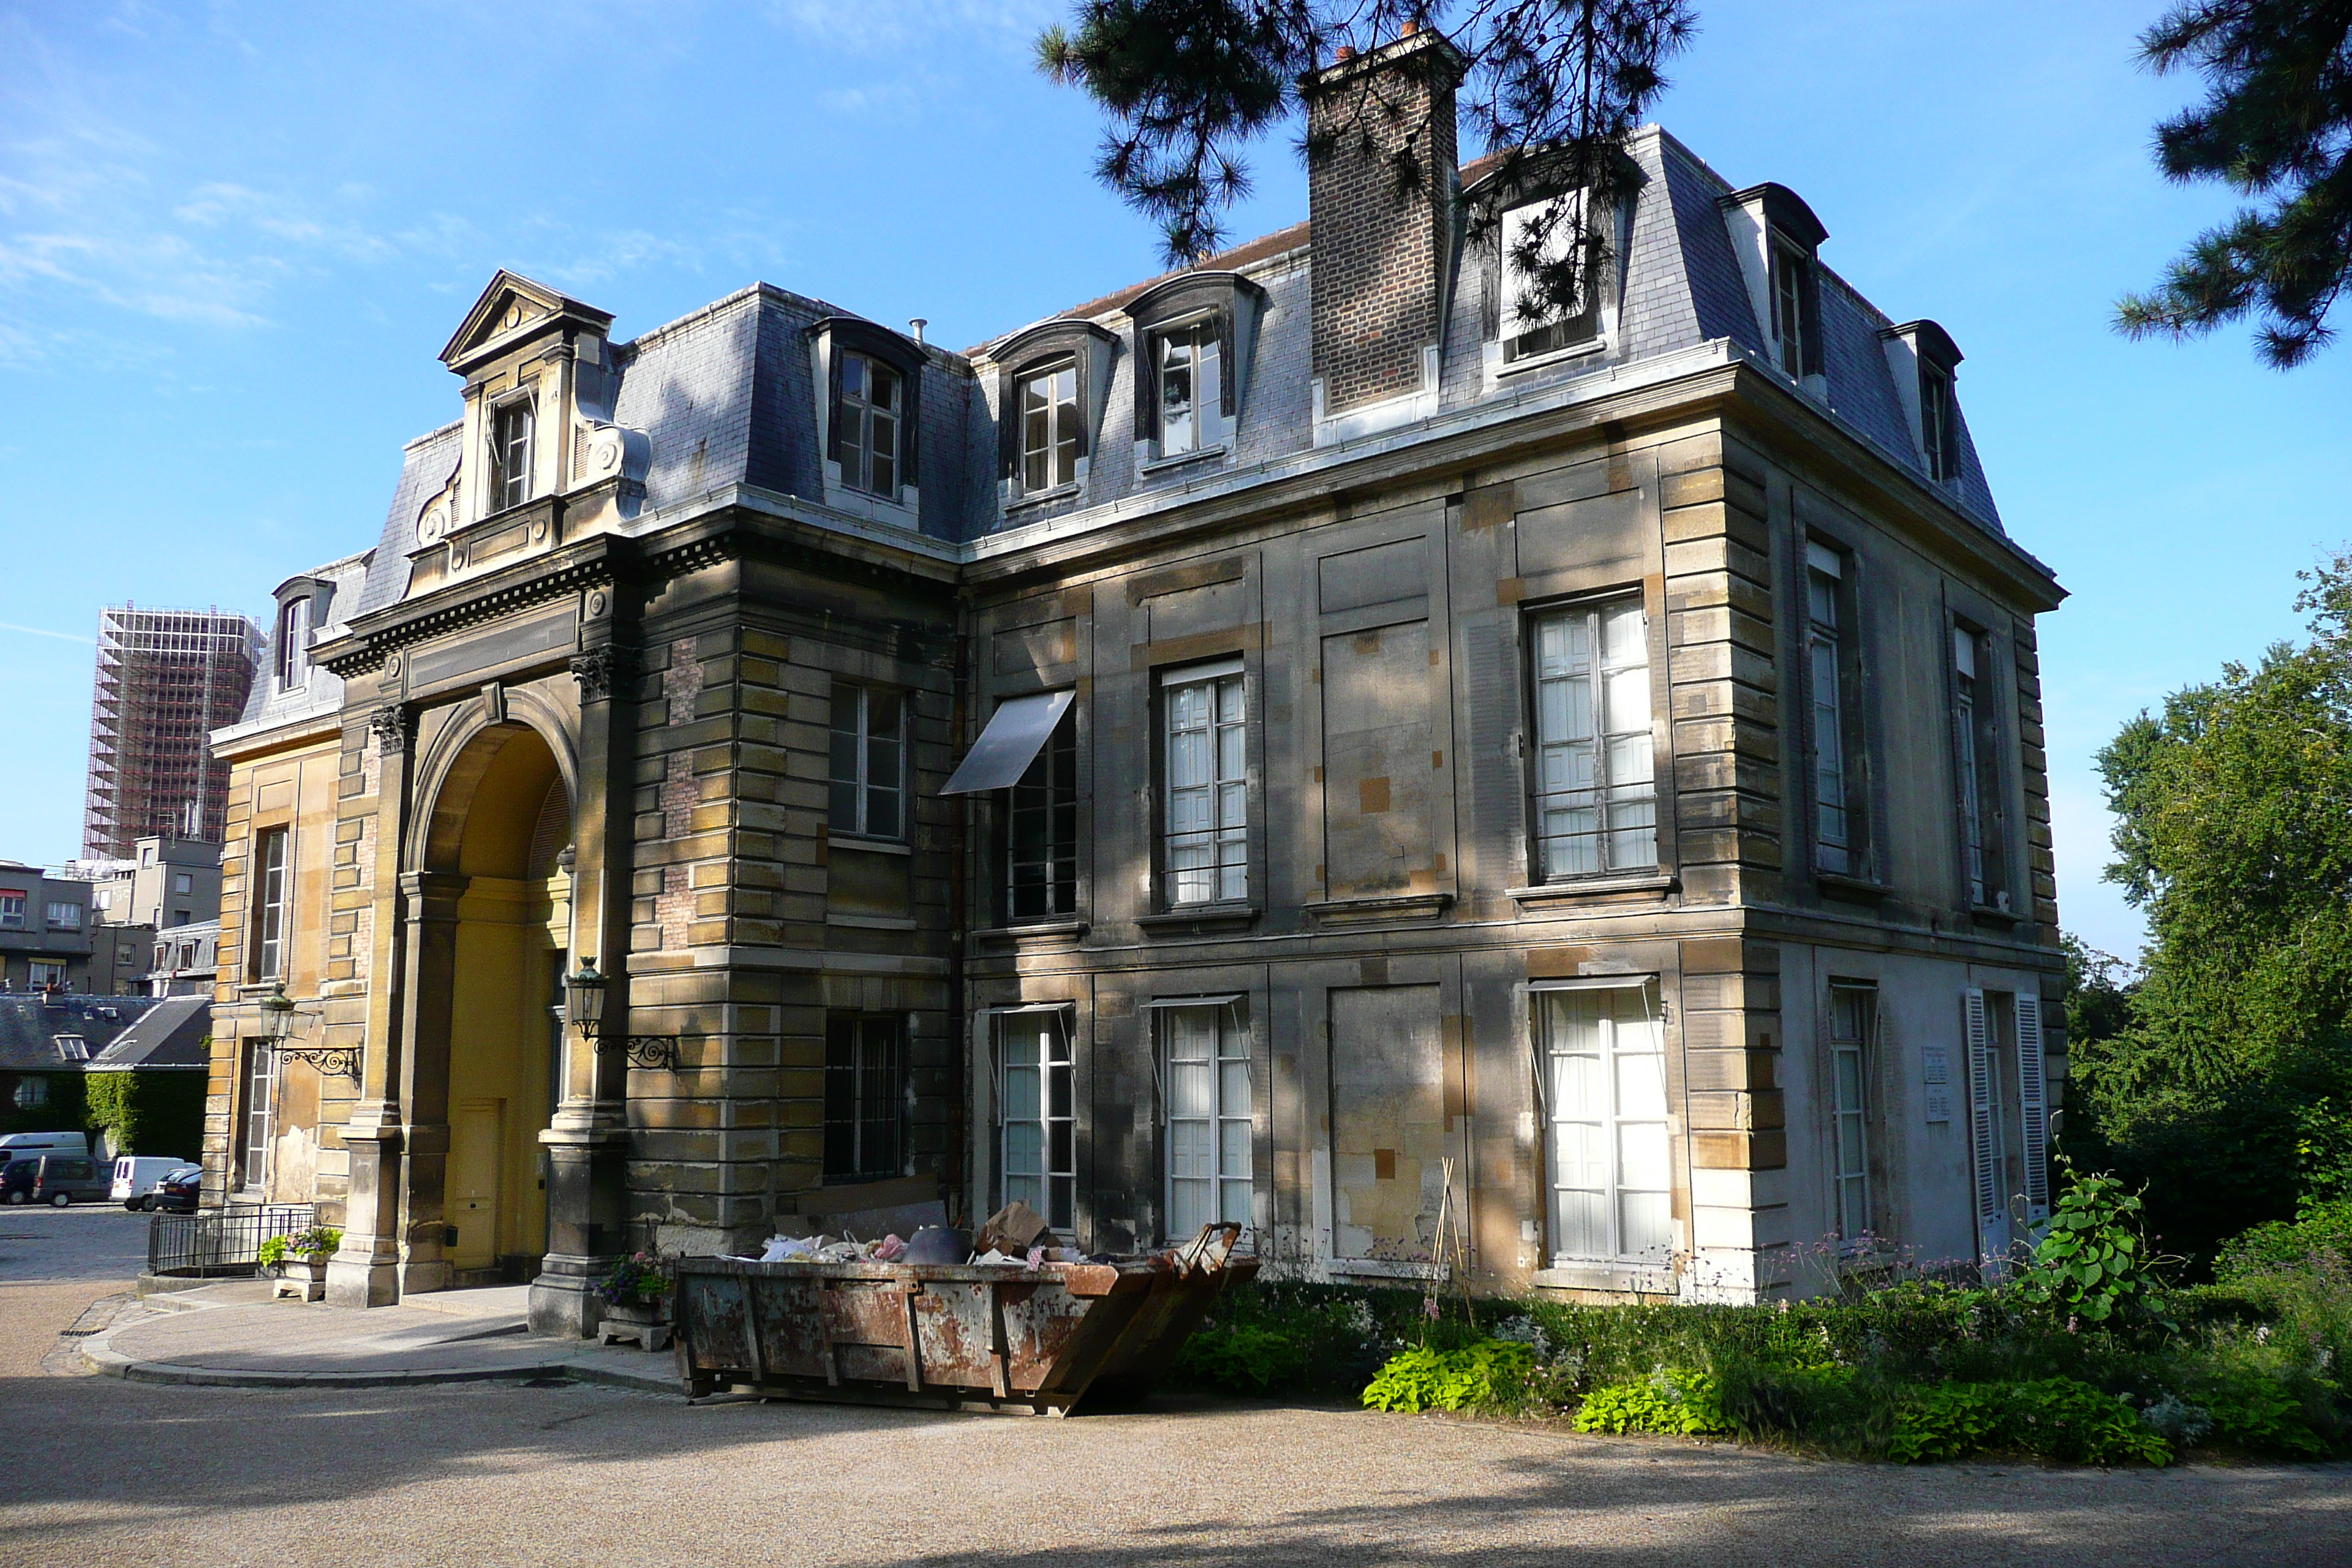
[1921,1045,1952,1123]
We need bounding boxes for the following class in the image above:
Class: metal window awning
[1137,994,1246,1009]
[940,690,1074,796]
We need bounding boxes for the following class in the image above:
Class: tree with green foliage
[1038,1,1694,326]
[2078,552,2352,1261]
[2117,1,2352,366]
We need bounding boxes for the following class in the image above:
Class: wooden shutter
[1132,328,1156,442]
[826,347,845,464]
[1799,258,1824,377]
[2015,991,2050,1220]
[899,358,921,482]
[997,368,1021,482]
[1216,310,1236,418]
[1964,987,1999,1232]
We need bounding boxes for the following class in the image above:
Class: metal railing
[146,1204,317,1277]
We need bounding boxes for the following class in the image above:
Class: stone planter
[273,1254,331,1303]
[598,1296,673,1352]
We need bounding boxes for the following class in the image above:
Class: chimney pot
[1334,45,1356,61]
[1400,19,1418,36]
[908,317,927,347]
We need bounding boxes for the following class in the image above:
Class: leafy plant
[1889,1379,2171,1466]
[1361,1340,1535,1414]
[595,1251,671,1307]
[260,1225,341,1270]
[1572,1368,1729,1436]
[2016,1165,2164,1324]
[1177,1324,1305,1392]
[257,1235,289,1270]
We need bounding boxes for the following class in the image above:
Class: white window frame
[1151,317,1218,456]
[1828,984,1874,1245]
[1529,597,1657,880]
[1017,361,1081,493]
[252,827,289,981]
[1157,1000,1251,1242]
[45,901,81,930]
[29,962,67,991]
[994,1007,1075,1232]
[1807,544,1854,876]
[491,397,535,512]
[0,893,23,930]
[1536,979,1673,1264]
[829,684,908,841]
[277,595,311,690]
[241,1039,275,1191]
[1921,366,1960,483]
[1501,187,1601,361]
[1160,660,1247,906]
[1952,628,1994,908]
[837,350,903,499]
[1771,241,1810,379]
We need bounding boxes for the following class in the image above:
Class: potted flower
[595,1251,674,1351]
[263,1224,342,1301]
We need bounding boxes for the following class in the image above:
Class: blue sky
[2,1,2346,960]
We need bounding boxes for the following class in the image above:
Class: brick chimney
[1305,27,1466,426]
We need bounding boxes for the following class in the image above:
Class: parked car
[24,1155,110,1207]
[112,1156,190,1210]
[0,1158,37,1205]
[0,1131,90,1163]
[150,1166,203,1213]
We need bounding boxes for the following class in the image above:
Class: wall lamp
[260,981,361,1079]
[564,958,678,1070]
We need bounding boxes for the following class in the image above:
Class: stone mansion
[203,30,2065,1336]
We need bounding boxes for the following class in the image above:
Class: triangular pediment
[440,269,616,372]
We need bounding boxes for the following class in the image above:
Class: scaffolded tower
[83,604,263,859]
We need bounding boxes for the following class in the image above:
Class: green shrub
[1361,1341,1536,1414]
[1572,1369,1730,1436]
[257,1236,288,1269]
[1176,1324,1306,1392]
[2016,1165,2166,1326]
[1888,1378,2171,1466]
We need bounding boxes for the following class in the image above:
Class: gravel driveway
[4,1276,2348,1568]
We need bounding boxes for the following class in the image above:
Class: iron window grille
[837,350,902,497]
[829,685,906,840]
[1006,706,1077,920]
[1529,598,1656,880]
[823,1014,905,1183]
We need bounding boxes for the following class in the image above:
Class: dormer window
[491,399,534,510]
[1921,363,1960,483]
[838,351,904,499]
[1771,242,1812,380]
[276,596,311,689]
[1019,363,1080,491]
[1501,190,1602,361]
[1153,320,1218,456]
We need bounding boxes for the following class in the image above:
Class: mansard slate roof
[347,122,2014,621]
[227,547,375,736]
[0,995,178,1075]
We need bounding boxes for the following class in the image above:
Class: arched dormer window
[988,317,1117,505]
[811,317,926,519]
[1126,271,1265,466]
[276,595,312,690]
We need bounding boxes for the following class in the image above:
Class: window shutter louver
[2016,992,2049,1218]
[1964,987,1999,1237]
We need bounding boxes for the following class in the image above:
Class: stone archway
[402,720,573,1294]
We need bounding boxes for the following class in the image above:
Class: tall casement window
[1771,242,1813,379]
[491,399,534,511]
[239,1039,275,1190]
[1921,364,1961,483]
[1500,189,1602,361]
[1530,598,1656,879]
[251,827,289,981]
[1007,707,1078,920]
[1828,984,1876,1244]
[996,1009,1074,1231]
[1019,363,1081,491]
[276,596,311,689]
[1541,984,1671,1263]
[1950,627,2006,910]
[837,350,903,497]
[1152,320,1218,456]
[829,685,905,840]
[1161,661,1247,905]
[1807,545,1860,876]
[1161,1002,1251,1239]
[823,1014,905,1182]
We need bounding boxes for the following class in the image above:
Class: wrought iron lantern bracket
[597,1035,680,1071]
[274,1044,365,1080]
[565,958,676,1068]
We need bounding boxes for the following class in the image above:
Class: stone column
[328,703,413,1309]
[531,641,638,1339]
[393,869,467,1297]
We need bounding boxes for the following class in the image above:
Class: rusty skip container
[674,1223,1255,1414]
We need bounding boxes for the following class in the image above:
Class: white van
[0,1131,90,1165]
[111,1156,189,1210]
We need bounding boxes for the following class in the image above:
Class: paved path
[7,1278,2350,1567]
[0,1202,148,1283]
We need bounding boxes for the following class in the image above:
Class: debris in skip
[674,1211,1254,1415]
